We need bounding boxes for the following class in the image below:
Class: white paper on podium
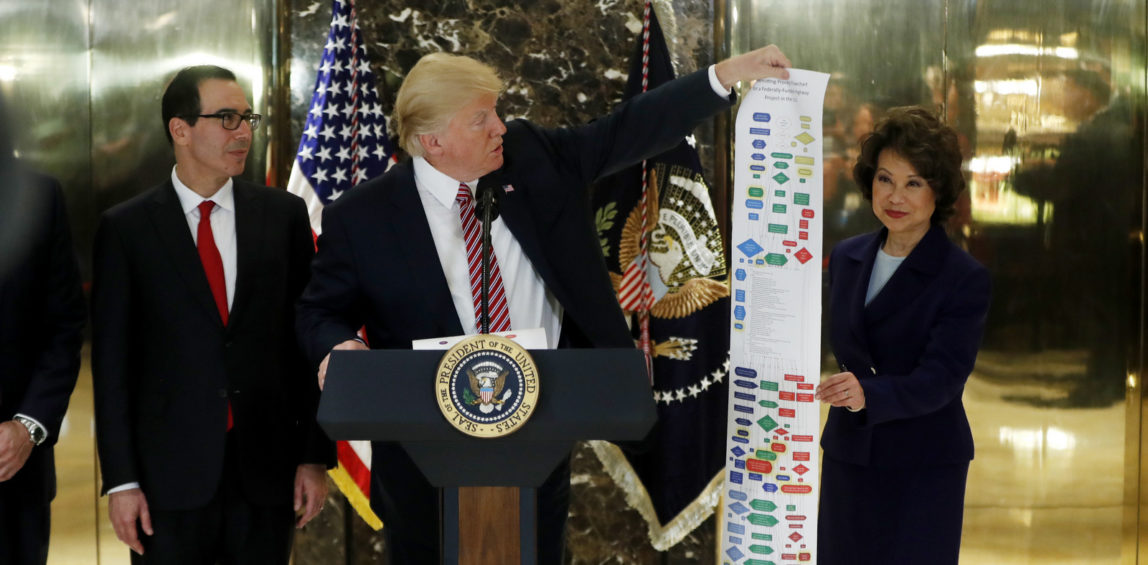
[411,327,549,351]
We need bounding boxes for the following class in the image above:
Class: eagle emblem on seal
[467,361,511,414]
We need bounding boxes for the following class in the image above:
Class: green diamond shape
[772,172,790,185]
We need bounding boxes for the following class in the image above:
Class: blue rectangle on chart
[730,471,744,484]
[734,392,756,402]
[753,112,771,122]
[728,523,746,535]
[736,289,746,302]
[750,127,771,136]
[748,213,759,220]
[733,404,754,414]
[746,200,764,209]
[735,459,745,469]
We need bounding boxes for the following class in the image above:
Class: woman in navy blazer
[814,107,991,564]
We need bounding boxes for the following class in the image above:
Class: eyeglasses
[187,111,262,131]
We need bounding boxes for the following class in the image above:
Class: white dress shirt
[107,167,238,495]
[413,157,564,349]
[171,167,237,310]
[407,67,728,350]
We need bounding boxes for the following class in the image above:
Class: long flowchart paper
[722,69,829,565]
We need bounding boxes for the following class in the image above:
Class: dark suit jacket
[822,224,991,467]
[92,178,333,511]
[0,169,85,502]
[297,67,732,362]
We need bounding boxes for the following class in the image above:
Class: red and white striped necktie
[456,183,511,333]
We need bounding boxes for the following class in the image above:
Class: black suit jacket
[0,169,85,502]
[92,178,333,511]
[297,67,732,361]
[821,225,991,467]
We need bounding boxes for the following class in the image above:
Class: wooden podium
[317,348,656,564]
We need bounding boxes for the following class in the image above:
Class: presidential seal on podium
[435,334,539,438]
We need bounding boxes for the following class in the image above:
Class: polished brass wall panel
[88,0,277,215]
[724,0,1144,562]
[0,0,94,274]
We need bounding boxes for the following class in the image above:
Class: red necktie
[197,201,233,431]
[456,184,511,333]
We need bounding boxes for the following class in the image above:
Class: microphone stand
[479,183,495,335]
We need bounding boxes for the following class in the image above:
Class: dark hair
[161,65,238,145]
[852,106,965,224]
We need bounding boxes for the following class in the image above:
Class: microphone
[475,175,505,334]
[474,176,504,222]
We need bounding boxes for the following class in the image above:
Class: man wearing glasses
[91,65,333,564]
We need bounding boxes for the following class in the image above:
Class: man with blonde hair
[298,45,792,564]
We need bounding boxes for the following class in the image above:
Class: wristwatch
[13,415,47,446]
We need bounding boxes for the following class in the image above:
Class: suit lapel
[146,181,223,327]
[229,180,262,330]
[482,169,566,308]
[388,164,465,337]
[864,224,950,325]
[844,230,882,350]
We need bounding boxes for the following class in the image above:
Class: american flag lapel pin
[503,184,514,193]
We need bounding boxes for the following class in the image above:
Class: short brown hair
[393,53,503,157]
[852,106,965,224]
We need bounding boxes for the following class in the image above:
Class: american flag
[286,0,394,531]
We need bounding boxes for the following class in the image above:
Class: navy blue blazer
[0,170,85,502]
[296,67,733,361]
[821,224,991,468]
[92,179,333,510]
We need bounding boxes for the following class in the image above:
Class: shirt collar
[171,166,235,215]
[413,156,476,209]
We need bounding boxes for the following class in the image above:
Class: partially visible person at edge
[296,45,792,564]
[0,90,86,565]
[814,106,991,564]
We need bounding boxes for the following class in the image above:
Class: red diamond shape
[795,248,813,264]
[789,532,803,542]
[793,464,809,475]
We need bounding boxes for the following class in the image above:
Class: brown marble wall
[288,1,719,563]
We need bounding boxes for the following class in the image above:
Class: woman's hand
[815,371,866,411]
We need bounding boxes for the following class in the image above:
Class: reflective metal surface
[89,1,277,213]
[727,0,1144,562]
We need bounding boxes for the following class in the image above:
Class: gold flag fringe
[328,463,384,531]
[588,440,724,550]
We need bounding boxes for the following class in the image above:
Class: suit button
[218,388,227,398]
[225,341,233,348]
[870,366,877,375]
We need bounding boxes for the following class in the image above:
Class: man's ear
[169,117,190,146]
[419,132,443,157]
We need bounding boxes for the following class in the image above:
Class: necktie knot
[198,200,215,217]
[455,183,473,206]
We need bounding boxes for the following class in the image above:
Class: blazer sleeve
[91,214,140,489]
[17,177,85,443]
[296,204,365,368]
[284,198,335,467]
[535,67,733,187]
[860,264,992,427]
